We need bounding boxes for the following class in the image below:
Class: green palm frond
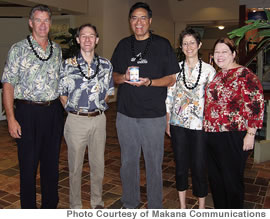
[258,29,270,37]
[265,8,270,21]
[228,9,270,46]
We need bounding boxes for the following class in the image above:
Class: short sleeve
[1,45,21,86]
[58,60,69,97]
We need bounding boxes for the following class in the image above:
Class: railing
[242,38,270,140]
[239,37,270,162]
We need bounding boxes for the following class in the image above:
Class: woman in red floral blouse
[203,37,264,209]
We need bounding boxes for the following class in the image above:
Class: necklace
[131,32,152,62]
[77,54,100,80]
[177,59,202,90]
[27,35,53,61]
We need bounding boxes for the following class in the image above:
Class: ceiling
[0,0,74,18]
[0,1,24,6]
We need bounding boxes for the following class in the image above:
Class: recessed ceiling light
[218,25,225,30]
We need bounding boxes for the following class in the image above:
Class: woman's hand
[165,113,171,137]
[166,123,171,137]
[243,133,255,151]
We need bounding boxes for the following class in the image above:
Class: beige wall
[170,0,239,46]
[0,18,29,78]
[169,0,239,21]
[102,0,130,60]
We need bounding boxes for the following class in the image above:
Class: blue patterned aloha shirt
[1,35,62,101]
[58,52,114,112]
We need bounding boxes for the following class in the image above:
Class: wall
[169,0,239,22]
[0,18,29,79]
[240,0,270,8]
[169,0,239,46]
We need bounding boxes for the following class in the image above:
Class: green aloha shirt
[1,35,62,101]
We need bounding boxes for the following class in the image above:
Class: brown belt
[69,110,102,117]
[16,99,58,106]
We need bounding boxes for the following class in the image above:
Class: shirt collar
[77,52,98,67]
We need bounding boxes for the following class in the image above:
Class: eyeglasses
[182,41,197,47]
[130,16,149,22]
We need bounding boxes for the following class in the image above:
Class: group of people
[166,28,264,209]
[2,4,113,209]
[1,2,264,210]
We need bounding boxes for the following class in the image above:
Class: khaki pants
[64,112,106,209]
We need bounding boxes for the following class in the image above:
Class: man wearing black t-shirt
[111,2,180,209]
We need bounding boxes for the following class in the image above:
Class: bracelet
[148,78,152,87]
[247,132,255,136]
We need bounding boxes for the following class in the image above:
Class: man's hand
[3,82,21,138]
[125,77,151,87]
[8,118,21,138]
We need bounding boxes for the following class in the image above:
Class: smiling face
[181,34,201,59]
[213,42,236,70]
[76,26,99,54]
[130,8,152,40]
[29,10,51,40]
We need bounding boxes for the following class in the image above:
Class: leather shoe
[94,205,104,209]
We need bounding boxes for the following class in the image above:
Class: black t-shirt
[111,34,180,118]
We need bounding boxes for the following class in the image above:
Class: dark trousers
[206,131,248,209]
[170,125,208,198]
[15,99,64,208]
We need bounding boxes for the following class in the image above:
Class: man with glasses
[111,2,180,209]
[1,5,63,208]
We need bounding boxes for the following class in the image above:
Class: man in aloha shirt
[1,5,63,208]
[58,23,114,209]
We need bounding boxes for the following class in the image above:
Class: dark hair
[213,37,237,57]
[129,2,152,19]
[29,4,51,20]
[76,23,99,38]
[213,37,236,62]
[179,27,201,47]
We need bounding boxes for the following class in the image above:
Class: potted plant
[228,9,270,46]
[54,27,80,59]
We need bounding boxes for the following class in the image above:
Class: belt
[69,110,102,117]
[16,99,58,106]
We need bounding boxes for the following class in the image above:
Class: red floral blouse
[203,66,264,132]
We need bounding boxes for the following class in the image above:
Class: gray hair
[29,4,52,20]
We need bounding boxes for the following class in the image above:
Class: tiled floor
[0,102,270,209]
